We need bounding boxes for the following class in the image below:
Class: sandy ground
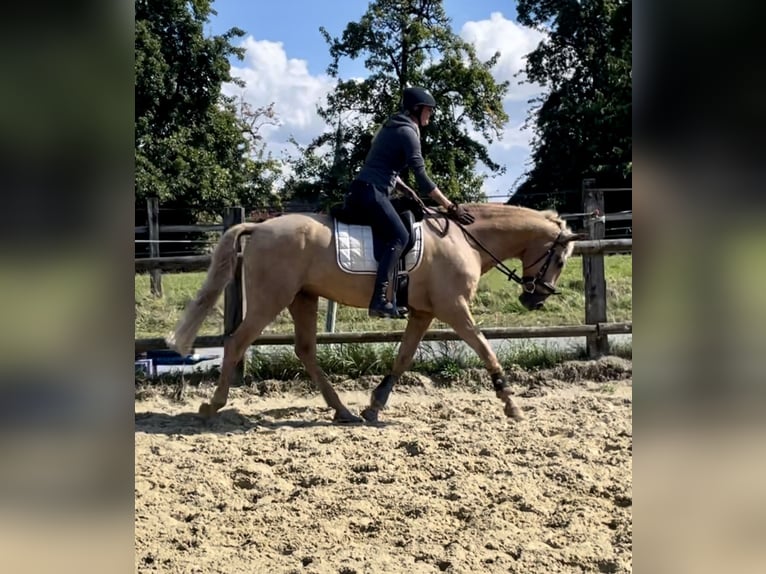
[135,359,632,573]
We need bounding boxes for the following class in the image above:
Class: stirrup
[368,301,404,319]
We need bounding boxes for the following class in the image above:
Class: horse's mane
[467,203,570,232]
[539,209,569,231]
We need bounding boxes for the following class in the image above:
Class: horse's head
[518,216,585,310]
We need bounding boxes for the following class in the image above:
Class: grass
[135,273,225,339]
[467,253,632,329]
[135,253,632,382]
[137,338,632,387]
[135,254,632,339]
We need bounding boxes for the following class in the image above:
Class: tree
[282,0,509,209]
[135,0,279,221]
[511,0,631,213]
[232,98,284,212]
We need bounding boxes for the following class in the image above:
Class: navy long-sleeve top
[355,113,437,197]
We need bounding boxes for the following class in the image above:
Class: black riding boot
[369,244,404,319]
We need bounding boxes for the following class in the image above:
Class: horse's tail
[166,222,258,356]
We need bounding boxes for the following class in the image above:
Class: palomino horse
[167,203,583,423]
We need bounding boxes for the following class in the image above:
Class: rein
[461,220,566,294]
[394,180,564,295]
[451,220,565,294]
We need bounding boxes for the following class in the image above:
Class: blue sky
[205,0,545,200]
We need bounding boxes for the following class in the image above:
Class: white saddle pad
[334,219,424,274]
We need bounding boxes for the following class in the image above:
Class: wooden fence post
[147,197,162,297]
[325,300,337,332]
[582,179,610,358]
[223,206,245,383]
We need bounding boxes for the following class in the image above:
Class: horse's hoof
[198,402,224,420]
[361,408,379,423]
[198,402,215,419]
[504,402,524,421]
[333,410,363,424]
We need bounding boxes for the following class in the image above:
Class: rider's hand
[447,203,475,225]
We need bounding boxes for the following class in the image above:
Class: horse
[167,203,584,423]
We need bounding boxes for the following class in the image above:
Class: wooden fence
[135,181,632,365]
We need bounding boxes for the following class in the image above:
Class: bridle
[395,180,566,297]
[458,225,567,296]
[518,231,567,295]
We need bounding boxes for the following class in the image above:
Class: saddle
[330,196,425,310]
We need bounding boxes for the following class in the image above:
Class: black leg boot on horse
[369,242,405,319]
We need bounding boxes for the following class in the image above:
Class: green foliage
[609,340,632,360]
[501,342,584,370]
[248,349,305,381]
[246,344,400,380]
[283,0,510,207]
[142,339,619,387]
[412,341,482,383]
[241,339,603,382]
[512,0,631,211]
[135,0,281,220]
[318,344,399,377]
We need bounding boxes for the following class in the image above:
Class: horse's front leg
[361,310,433,422]
[437,300,524,421]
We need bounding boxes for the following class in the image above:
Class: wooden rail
[135,224,224,234]
[135,321,632,354]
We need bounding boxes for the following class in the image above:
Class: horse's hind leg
[361,310,433,422]
[199,302,287,419]
[437,299,523,420]
[288,292,362,423]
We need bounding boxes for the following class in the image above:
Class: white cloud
[497,119,536,151]
[466,114,537,201]
[458,13,547,198]
[223,36,336,153]
[223,17,545,199]
[460,12,545,102]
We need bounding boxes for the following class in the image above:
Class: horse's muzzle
[519,291,546,311]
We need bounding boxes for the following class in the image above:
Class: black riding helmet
[402,86,436,115]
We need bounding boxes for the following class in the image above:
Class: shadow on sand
[135,405,396,435]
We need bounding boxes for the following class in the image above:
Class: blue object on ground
[135,350,220,375]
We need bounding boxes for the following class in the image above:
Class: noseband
[519,231,567,296]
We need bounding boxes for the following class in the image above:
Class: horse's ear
[563,232,588,243]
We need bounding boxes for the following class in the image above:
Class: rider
[343,86,475,319]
